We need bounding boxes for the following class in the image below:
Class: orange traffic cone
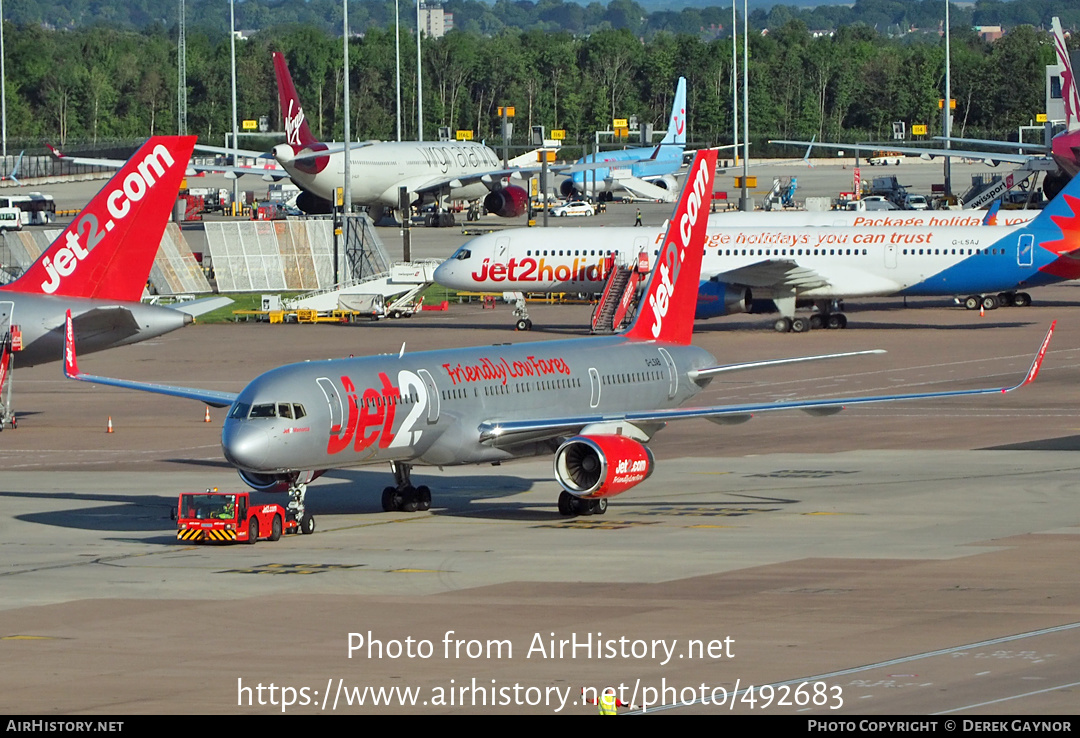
[979,304,985,317]
[204,406,211,423]
[106,416,114,433]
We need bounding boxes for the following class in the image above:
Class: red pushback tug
[175,489,315,543]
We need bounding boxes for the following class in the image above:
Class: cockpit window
[293,404,306,419]
[228,402,250,420]
[454,248,471,261]
[249,403,277,418]
[278,403,293,419]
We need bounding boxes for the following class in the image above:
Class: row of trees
[8,0,1080,40]
[4,20,1056,153]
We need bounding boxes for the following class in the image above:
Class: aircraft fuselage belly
[282,141,503,207]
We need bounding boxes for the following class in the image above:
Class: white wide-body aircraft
[63,150,1052,527]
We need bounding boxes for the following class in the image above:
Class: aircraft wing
[412,156,671,197]
[51,144,287,179]
[478,323,1054,447]
[934,136,1050,153]
[770,139,1036,166]
[63,311,238,408]
[713,259,830,291]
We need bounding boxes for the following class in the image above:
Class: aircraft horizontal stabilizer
[70,306,142,340]
[169,296,234,318]
[64,311,238,408]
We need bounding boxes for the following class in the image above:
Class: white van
[0,206,22,231]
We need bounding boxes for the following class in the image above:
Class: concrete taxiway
[1,290,1079,714]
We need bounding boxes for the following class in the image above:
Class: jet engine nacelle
[295,190,333,215]
[645,174,679,191]
[483,185,529,218]
[559,179,578,198]
[553,435,654,498]
[238,469,325,493]
[695,280,752,320]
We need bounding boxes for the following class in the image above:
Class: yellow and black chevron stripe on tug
[177,528,238,542]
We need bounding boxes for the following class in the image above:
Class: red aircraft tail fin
[623,148,717,345]
[4,136,194,302]
[273,52,318,149]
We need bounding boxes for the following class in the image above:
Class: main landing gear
[962,291,1032,311]
[772,301,848,333]
[381,461,432,513]
[557,491,608,516]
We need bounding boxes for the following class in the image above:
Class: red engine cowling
[238,469,324,493]
[483,185,528,218]
[553,435,654,498]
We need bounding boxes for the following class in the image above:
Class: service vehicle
[867,151,903,166]
[551,200,595,217]
[904,194,929,210]
[174,488,314,543]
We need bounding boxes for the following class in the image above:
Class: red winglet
[1022,320,1056,387]
[623,148,717,345]
[4,136,195,302]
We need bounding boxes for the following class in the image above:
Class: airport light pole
[943,0,953,198]
[731,0,737,167]
[1,0,7,160]
[343,0,351,215]
[229,0,239,213]
[739,0,750,211]
[416,0,423,141]
[395,0,401,141]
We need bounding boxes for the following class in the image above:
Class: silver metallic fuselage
[221,337,716,475]
[0,293,192,367]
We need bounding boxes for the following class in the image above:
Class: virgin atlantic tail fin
[623,148,717,345]
[273,52,318,149]
[1053,18,1080,134]
[3,136,195,303]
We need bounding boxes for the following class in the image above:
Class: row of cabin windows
[902,248,1004,256]
[603,370,664,385]
[522,246,1012,261]
[526,249,619,257]
[439,377,585,401]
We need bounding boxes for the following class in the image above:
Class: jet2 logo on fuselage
[326,370,428,455]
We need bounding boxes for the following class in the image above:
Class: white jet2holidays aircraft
[0,136,226,428]
[63,149,1055,526]
[435,175,1080,333]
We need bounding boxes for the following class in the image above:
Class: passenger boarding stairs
[958,169,1035,210]
[0,301,18,429]
[591,254,646,334]
[284,260,441,312]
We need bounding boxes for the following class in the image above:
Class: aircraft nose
[433,260,457,287]
[222,421,270,471]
